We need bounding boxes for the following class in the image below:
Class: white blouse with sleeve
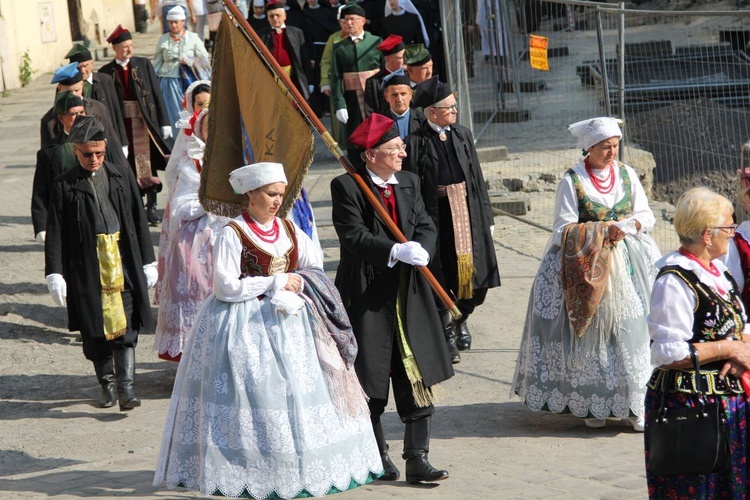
[552,161,656,247]
[649,251,750,367]
[212,215,324,303]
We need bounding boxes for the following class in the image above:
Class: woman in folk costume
[154,163,383,498]
[153,6,210,136]
[511,117,661,430]
[154,89,229,362]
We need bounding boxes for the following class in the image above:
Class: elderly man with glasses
[331,113,454,485]
[403,76,500,363]
[44,115,157,413]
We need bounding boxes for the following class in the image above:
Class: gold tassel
[456,253,475,300]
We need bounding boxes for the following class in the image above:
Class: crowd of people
[26,1,750,499]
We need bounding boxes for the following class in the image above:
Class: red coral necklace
[679,247,721,277]
[584,157,616,194]
[242,211,280,243]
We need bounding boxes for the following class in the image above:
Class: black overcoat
[331,168,454,399]
[90,71,129,149]
[99,56,173,166]
[403,121,501,291]
[45,162,155,346]
[258,25,314,100]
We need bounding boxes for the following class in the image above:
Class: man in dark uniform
[259,0,314,100]
[404,77,500,359]
[330,1,383,166]
[44,115,157,411]
[99,25,173,226]
[382,68,425,140]
[331,113,453,484]
[363,34,405,116]
[65,43,129,154]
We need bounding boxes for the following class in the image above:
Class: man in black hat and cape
[403,76,501,362]
[45,115,156,412]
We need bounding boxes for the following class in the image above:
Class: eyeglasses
[714,224,738,235]
[75,148,106,159]
[373,143,407,155]
[432,103,458,110]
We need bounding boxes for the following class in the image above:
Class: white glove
[390,241,429,267]
[143,262,158,289]
[122,145,129,158]
[335,108,349,124]
[308,84,315,94]
[490,225,495,237]
[320,85,331,94]
[35,231,46,245]
[161,126,173,140]
[46,273,67,306]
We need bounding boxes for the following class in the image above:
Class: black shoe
[454,320,472,351]
[405,453,449,483]
[146,205,161,226]
[100,384,117,408]
[379,452,400,481]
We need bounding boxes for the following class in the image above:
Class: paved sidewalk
[0,21,649,500]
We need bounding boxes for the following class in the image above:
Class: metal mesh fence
[446,0,750,253]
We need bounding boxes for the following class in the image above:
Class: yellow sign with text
[529,35,549,71]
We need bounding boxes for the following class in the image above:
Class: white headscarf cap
[253,0,265,6]
[229,162,287,194]
[166,6,187,21]
[184,79,211,114]
[568,117,622,151]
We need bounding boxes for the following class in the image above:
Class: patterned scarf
[561,222,612,337]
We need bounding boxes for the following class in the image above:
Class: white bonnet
[568,117,622,151]
[253,0,265,6]
[229,162,287,194]
[166,6,186,21]
[184,79,211,114]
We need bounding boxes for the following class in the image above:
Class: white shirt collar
[116,58,130,68]
[351,32,365,42]
[391,108,409,119]
[367,167,399,187]
[86,74,94,84]
[273,24,287,33]
[427,119,450,134]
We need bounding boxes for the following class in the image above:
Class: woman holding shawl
[154,162,382,499]
[511,117,661,431]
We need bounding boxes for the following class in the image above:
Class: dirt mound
[628,99,750,204]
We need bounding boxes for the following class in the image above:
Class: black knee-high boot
[146,189,161,226]
[92,356,116,408]
[454,313,472,351]
[442,312,461,364]
[403,417,449,483]
[114,348,141,411]
[373,421,400,480]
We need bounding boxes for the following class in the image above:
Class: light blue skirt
[154,294,382,499]
[159,76,184,136]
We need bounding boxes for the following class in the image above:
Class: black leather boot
[373,421,400,481]
[146,191,161,226]
[92,356,116,408]
[454,316,472,351]
[442,312,461,364]
[114,348,141,411]
[403,417,449,483]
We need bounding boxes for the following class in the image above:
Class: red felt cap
[348,113,399,150]
[377,35,405,55]
[106,24,132,45]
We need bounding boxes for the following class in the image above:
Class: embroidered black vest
[226,218,299,278]
[567,165,632,223]
[656,265,744,369]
